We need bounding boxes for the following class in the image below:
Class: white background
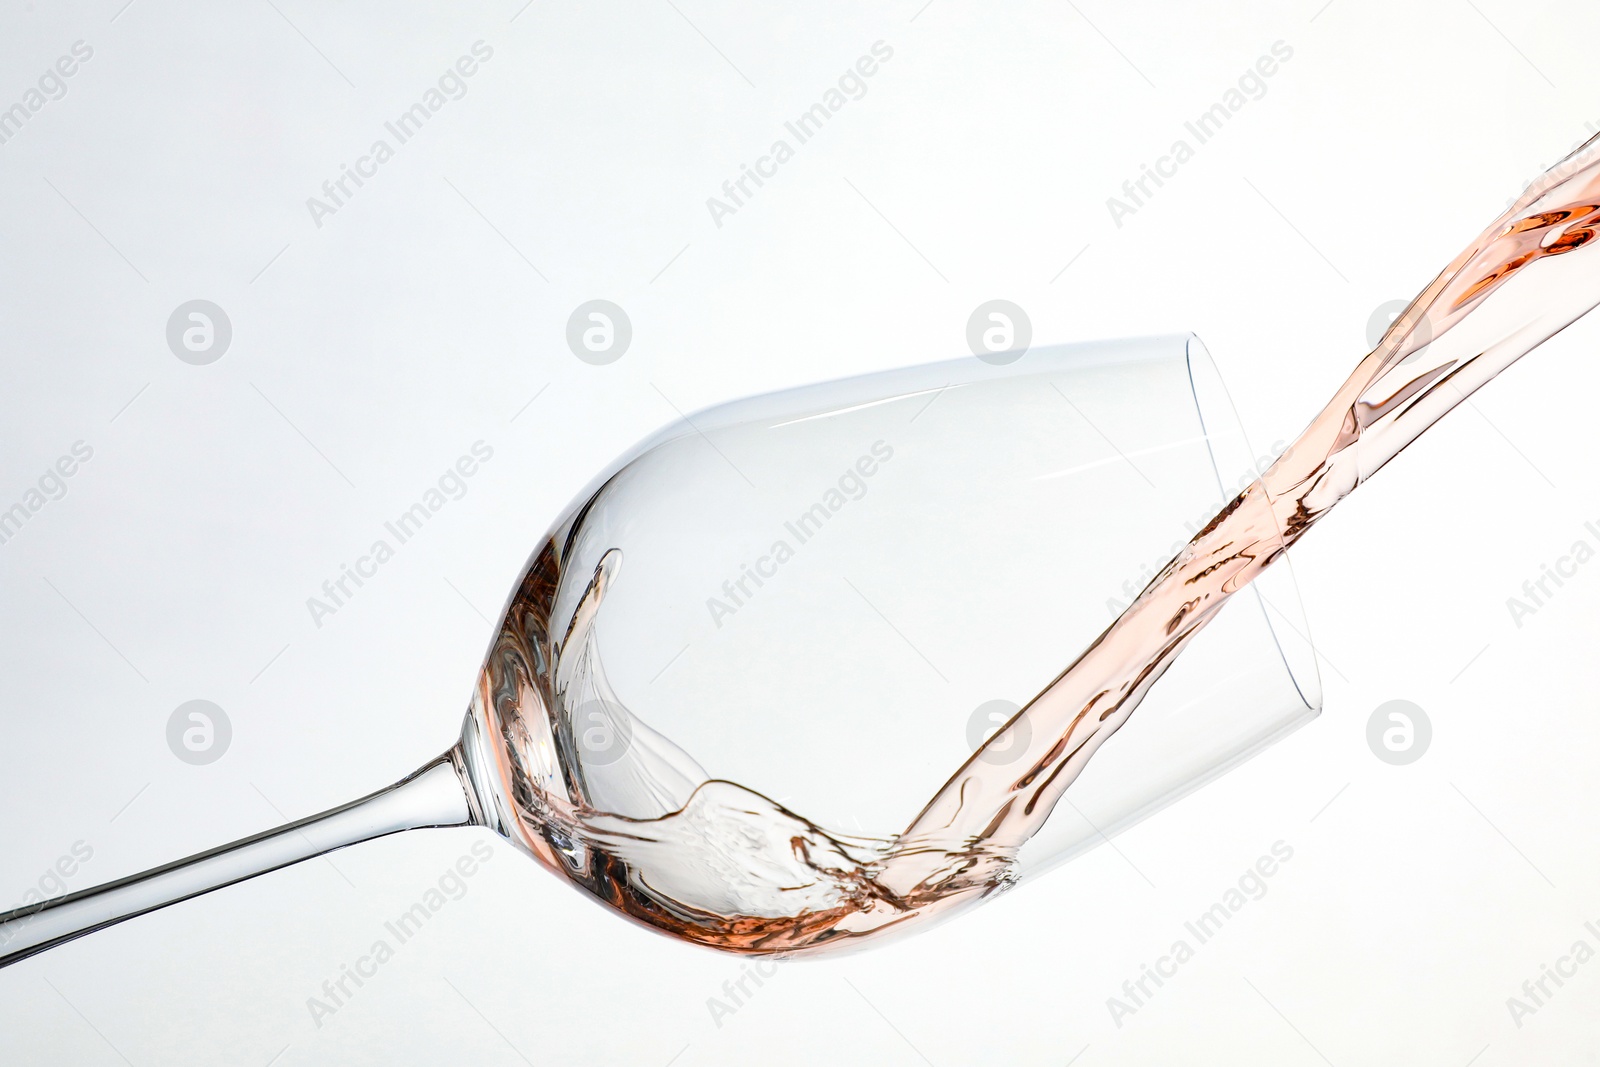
[2,1,1599,1064]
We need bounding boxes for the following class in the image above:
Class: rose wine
[466,131,1600,954]
[8,131,1600,973]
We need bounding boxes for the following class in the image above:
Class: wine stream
[475,132,1600,954]
[7,134,1600,970]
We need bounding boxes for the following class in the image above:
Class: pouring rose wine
[5,132,1600,966]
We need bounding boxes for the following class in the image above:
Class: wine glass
[0,333,1318,965]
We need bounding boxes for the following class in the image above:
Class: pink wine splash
[8,130,1600,972]
[464,131,1600,954]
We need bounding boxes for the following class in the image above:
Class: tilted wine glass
[14,126,1600,966]
[0,334,1317,965]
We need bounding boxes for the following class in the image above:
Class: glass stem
[0,747,481,970]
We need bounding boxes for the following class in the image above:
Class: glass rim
[1184,333,1324,716]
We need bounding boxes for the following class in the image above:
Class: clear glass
[488,334,1321,875]
[0,334,1320,966]
[13,123,1600,966]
